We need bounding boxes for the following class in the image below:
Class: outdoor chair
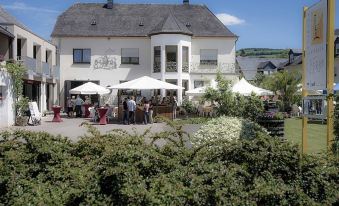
[28,102,41,126]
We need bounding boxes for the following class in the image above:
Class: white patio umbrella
[108,76,183,90]
[186,86,208,96]
[232,78,274,96]
[69,82,110,95]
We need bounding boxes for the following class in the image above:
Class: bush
[192,116,267,146]
[0,123,338,205]
[181,98,196,114]
[203,73,264,121]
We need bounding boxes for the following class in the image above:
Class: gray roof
[0,25,14,38]
[51,3,236,37]
[0,6,30,32]
[236,57,287,80]
[335,29,339,36]
[149,12,193,36]
[257,61,276,70]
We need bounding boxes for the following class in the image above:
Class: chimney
[107,0,113,9]
[183,0,189,5]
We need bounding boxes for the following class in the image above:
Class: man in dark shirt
[123,98,128,124]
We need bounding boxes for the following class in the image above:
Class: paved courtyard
[1,115,201,143]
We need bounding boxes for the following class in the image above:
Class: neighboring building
[52,0,239,106]
[236,56,287,80]
[277,49,302,73]
[0,6,59,126]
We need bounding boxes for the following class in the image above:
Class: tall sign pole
[326,0,335,151]
[302,7,308,154]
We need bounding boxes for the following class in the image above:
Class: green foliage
[203,72,264,121]
[0,125,338,205]
[253,72,266,87]
[236,48,289,58]
[6,63,27,116]
[333,95,339,156]
[181,98,196,114]
[261,71,301,112]
[1,123,339,205]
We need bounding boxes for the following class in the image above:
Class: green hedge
[0,123,338,205]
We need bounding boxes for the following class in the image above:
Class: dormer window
[91,19,96,25]
[139,21,144,26]
[336,43,339,55]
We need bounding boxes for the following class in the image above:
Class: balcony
[166,62,177,72]
[190,62,237,74]
[17,56,59,79]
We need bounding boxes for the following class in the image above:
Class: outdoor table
[83,104,91,118]
[97,107,108,125]
[52,106,63,122]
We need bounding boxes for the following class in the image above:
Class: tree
[261,71,301,112]
[253,72,266,87]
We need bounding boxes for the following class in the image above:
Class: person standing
[66,97,74,118]
[172,96,178,120]
[143,100,150,124]
[127,96,136,124]
[75,95,84,118]
[149,102,154,124]
[123,98,129,124]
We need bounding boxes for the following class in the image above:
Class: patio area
[1,115,201,143]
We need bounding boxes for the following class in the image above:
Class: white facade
[0,19,59,126]
[0,67,14,127]
[54,34,238,106]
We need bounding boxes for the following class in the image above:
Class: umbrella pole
[118,90,121,123]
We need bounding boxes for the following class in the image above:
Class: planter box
[15,116,29,126]
[257,119,285,138]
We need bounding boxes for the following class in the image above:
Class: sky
[1,0,339,49]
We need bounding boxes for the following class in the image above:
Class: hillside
[237,48,289,58]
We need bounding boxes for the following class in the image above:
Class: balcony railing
[190,62,237,74]
[17,56,59,79]
[153,62,161,73]
[182,62,189,73]
[18,56,37,73]
[52,65,60,79]
[166,62,177,72]
[42,62,51,76]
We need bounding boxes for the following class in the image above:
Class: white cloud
[3,2,59,13]
[216,13,245,26]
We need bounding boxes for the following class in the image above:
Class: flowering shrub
[192,116,267,146]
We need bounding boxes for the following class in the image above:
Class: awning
[69,82,110,95]
[108,76,183,90]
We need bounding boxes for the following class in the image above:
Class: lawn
[285,118,327,154]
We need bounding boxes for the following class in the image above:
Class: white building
[0,6,59,127]
[52,0,239,106]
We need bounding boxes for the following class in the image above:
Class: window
[33,45,37,59]
[73,49,91,64]
[336,44,339,55]
[154,46,161,72]
[121,48,139,64]
[182,46,189,72]
[194,80,204,89]
[200,49,218,65]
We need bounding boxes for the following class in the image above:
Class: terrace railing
[166,62,177,72]
[190,62,237,74]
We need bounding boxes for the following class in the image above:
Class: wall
[10,25,56,66]
[190,37,238,89]
[53,37,152,105]
[0,68,14,127]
